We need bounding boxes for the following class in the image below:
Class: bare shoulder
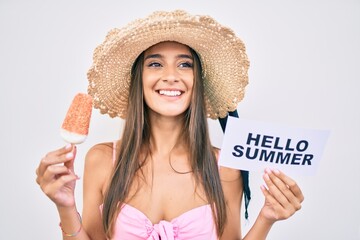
[213,147,243,239]
[85,143,113,170]
[85,142,114,163]
[84,141,119,192]
[82,142,118,239]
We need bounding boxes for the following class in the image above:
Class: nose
[162,65,179,83]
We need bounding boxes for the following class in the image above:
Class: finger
[260,184,295,220]
[263,172,290,209]
[50,173,80,192]
[45,144,74,160]
[260,184,280,207]
[42,174,79,197]
[272,169,304,203]
[41,165,71,184]
[35,167,41,185]
[37,145,75,176]
[260,184,283,214]
[266,169,303,212]
[64,145,77,170]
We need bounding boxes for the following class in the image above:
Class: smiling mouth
[158,90,182,96]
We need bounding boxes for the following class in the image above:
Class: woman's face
[142,41,194,118]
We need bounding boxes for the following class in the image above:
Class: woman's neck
[148,113,186,155]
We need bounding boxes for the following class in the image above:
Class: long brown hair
[102,44,227,237]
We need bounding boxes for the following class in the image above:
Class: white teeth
[159,90,181,96]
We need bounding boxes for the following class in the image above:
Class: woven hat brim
[87,10,249,119]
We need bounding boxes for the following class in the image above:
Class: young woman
[36,10,304,240]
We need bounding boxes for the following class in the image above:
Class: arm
[82,144,114,239]
[243,168,304,240]
[220,167,304,240]
[36,144,112,240]
[214,147,243,240]
[219,166,243,240]
[36,144,91,240]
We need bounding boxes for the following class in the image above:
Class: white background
[1,0,359,239]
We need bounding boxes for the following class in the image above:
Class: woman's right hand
[36,144,79,208]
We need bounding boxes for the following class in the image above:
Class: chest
[126,166,208,224]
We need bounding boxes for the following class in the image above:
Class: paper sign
[219,117,330,175]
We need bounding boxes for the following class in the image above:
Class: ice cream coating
[61,93,93,136]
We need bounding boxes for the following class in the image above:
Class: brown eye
[148,62,162,67]
[179,62,193,68]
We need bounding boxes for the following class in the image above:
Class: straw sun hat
[87,10,249,119]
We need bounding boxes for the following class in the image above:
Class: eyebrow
[144,53,193,60]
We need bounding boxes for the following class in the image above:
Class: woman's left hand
[259,168,304,223]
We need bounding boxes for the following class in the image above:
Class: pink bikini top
[99,142,218,240]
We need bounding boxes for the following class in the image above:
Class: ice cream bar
[60,93,93,144]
